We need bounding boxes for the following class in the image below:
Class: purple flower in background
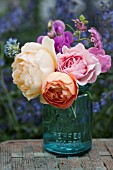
[37,20,73,54]
[52,20,65,35]
[88,27,102,49]
[64,31,73,44]
[11,7,23,26]
[88,47,111,73]
[54,31,73,53]
[100,98,106,106]
[37,35,44,44]
[54,36,68,53]
[0,7,23,37]
[93,102,101,113]
[0,58,5,67]
[75,19,87,32]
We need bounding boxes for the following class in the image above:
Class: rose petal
[42,36,57,67]
[21,42,42,53]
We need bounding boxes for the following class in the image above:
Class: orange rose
[41,72,78,108]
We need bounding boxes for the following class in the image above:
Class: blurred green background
[0,0,113,142]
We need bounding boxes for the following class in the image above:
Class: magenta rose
[88,47,111,73]
[57,43,101,86]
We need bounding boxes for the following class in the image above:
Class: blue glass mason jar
[42,93,92,155]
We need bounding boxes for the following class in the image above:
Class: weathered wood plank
[68,157,83,170]
[0,139,113,170]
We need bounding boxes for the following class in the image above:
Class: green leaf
[83,20,88,24]
[79,15,85,21]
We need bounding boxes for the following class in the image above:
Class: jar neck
[78,83,92,95]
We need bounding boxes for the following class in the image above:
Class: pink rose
[88,47,111,73]
[57,43,101,86]
[41,72,78,109]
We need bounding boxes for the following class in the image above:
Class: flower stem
[78,32,81,42]
[0,42,20,131]
[66,24,75,32]
[1,71,19,128]
[70,105,76,119]
[86,91,93,101]
[80,38,90,41]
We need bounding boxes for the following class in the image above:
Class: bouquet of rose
[4,15,111,109]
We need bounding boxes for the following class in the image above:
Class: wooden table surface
[0,139,113,170]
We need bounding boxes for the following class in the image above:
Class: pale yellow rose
[12,36,56,100]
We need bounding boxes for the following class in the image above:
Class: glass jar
[42,93,92,155]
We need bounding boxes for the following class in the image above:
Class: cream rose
[12,36,56,100]
[41,72,78,108]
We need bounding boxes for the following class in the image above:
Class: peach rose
[12,36,56,100]
[41,72,78,108]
